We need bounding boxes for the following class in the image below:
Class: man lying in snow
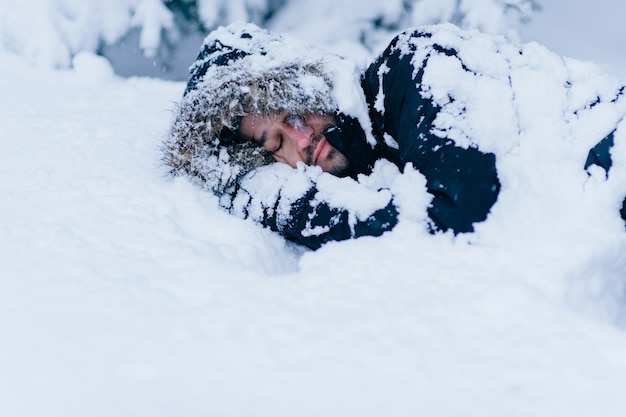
[163,22,626,250]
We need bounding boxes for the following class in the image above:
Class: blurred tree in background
[0,0,541,80]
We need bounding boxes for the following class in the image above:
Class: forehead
[239,113,282,141]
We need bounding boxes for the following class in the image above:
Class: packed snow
[2,1,626,417]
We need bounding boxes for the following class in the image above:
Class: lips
[312,137,330,166]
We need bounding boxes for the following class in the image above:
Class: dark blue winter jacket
[326,29,500,234]
[267,29,501,248]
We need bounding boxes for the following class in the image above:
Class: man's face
[239,113,351,176]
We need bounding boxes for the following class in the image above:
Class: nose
[283,123,314,150]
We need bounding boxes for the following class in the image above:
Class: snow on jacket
[164,23,626,250]
[326,28,502,233]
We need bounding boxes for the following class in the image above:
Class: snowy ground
[3,4,626,417]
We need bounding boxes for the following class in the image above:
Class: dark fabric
[324,113,381,177]
[257,187,398,250]
[585,131,615,175]
[354,29,500,233]
[584,131,626,223]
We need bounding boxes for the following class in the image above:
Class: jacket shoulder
[376,24,464,62]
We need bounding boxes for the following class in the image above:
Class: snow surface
[2,3,626,417]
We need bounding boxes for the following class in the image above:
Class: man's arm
[225,163,398,250]
[361,29,501,234]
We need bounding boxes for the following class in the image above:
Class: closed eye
[257,131,281,153]
[271,134,283,153]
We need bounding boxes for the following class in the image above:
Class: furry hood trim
[162,23,343,196]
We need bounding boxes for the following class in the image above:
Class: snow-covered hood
[162,23,344,195]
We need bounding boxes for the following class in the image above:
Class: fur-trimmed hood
[162,23,345,196]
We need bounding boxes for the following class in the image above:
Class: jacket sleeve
[224,163,398,250]
[361,30,500,233]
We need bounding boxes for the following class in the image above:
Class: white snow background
[2,1,626,416]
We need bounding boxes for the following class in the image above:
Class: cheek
[273,151,298,168]
[286,139,310,159]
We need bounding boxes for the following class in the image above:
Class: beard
[323,147,351,176]
[305,133,352,177]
